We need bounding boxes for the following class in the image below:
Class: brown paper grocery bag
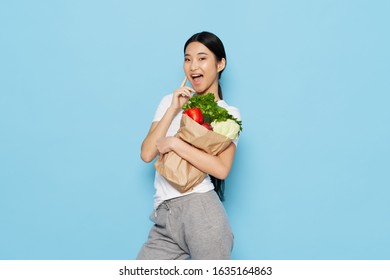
[154,114,232,193]
[154,152,206,193]
[177,114,232,155]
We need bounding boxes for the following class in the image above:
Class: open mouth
[191,74,203,84]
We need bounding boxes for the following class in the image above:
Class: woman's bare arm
[140,77,194,162]
[156,136,236,179]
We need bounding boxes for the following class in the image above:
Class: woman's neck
[197,84,220,101]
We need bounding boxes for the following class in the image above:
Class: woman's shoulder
[153,93,174,122]
[159,93,174,104]
[155,93,174,110]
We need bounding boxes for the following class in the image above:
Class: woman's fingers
[170,77,195,109]
[176,88,193,97]
[178,76,194,96]
[180,76,187,87]
[156,136,174,154]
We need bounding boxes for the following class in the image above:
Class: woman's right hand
[170,76,195,111]
[141,77,194,162]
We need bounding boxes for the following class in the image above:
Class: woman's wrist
[167,105,181,115]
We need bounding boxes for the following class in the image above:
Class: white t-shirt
[152,93,241,209]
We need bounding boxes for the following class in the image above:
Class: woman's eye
[184,58,190,62]
[199,57,206,61]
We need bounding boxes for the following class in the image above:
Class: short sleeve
[152,94,173,122]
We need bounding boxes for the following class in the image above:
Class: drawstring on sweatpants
[154,201,172,217]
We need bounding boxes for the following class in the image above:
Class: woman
[138,31,241,260]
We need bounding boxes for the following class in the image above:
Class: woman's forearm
[170,137,236,180]
[140,107,179,162]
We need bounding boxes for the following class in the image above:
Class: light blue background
[1,0,389,260]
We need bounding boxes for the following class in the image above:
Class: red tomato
[183,108,204,124]
[201,123,213,130]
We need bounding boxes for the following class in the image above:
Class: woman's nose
[190,61,199,70]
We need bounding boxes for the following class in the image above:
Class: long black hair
[184,31,227,201]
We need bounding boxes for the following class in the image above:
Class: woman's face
[184,42,225,97]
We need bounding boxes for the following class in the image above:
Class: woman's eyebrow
[184,52,209,56]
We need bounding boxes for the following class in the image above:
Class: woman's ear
[217,58,226,73]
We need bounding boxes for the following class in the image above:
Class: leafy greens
[182,93,242,135]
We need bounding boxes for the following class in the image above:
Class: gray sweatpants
[136,190,234,260]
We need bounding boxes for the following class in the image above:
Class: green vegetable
[182,93,242,135]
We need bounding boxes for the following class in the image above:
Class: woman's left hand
[156,137,177,155]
